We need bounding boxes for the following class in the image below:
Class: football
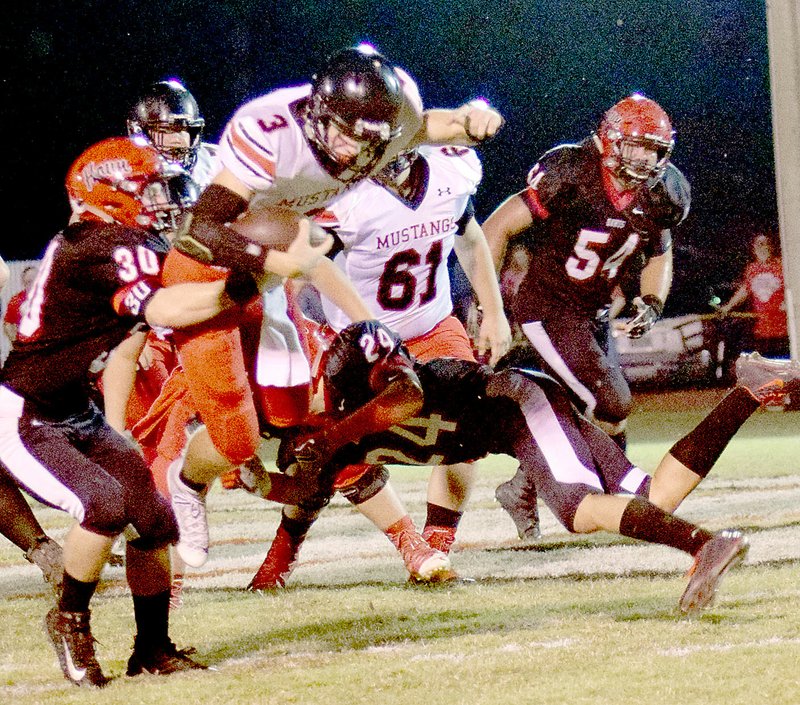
[229,206,329,251]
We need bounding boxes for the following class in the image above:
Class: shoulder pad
[646,163,691,228]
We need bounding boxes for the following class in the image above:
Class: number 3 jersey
[0,221,168,418]
[512,138,690,320]
[319,146,482,339]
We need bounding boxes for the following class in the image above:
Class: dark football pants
[0,387,177,549]
[520,314,632,426]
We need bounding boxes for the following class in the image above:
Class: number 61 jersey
[319,145,482,339]
[1,221,168,418]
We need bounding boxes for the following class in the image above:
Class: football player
[248,144,512,588]
[162,44,504,570]
[271,320,792,614]
[0,136,286,687]
[127,78,220,189]
[0,259,64,591]
[482,94,691,539]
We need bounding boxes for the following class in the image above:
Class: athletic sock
[59,572,99,613]
[132,590,170,651]
[618,496,713,555]
[424,503,462,532]
[668,386,760,478]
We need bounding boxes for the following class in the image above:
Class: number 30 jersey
[320,146,482,339]
[1,221,168,418]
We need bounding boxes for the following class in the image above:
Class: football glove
[625,295,664,339]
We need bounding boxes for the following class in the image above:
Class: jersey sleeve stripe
[227,120,277,182]
[521,185,550,220]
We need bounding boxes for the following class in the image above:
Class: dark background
[2,0,777,315]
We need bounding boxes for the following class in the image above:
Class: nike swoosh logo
[61,637,87,681]
[632,207,644,215]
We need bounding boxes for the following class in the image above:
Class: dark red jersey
[512,139,689,320]
[1,221,168,418]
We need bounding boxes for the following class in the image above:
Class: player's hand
[625,295,664,339]
[455,100,505,143]
[264,219,333,279]
[477,310,513,366]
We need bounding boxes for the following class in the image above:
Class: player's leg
[85,418,205,675]
[0,463,63,589]
[648,385,761,512]
[405,317,478,554]
[520,316,632,446]
[340,466,453,583]
[490,370,748,613]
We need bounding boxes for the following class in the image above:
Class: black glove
[625,295,664,339]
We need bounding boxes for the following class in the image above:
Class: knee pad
[338,465,389,505]
[80,483,128,537]
[126,491,179,551]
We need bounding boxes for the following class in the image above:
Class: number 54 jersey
[319,145,482,339]
[0,221,168,418]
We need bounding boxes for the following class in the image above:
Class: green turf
[0,397,798,704]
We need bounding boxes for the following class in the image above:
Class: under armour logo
[438,187,452,196]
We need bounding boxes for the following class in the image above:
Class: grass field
[1,389,799,704]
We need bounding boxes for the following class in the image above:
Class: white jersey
[320,145,482,339]
[191,142,221,191]
[218,71,423,215]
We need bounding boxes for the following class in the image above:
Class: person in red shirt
[719,233,788,358]
[3,265,38,347]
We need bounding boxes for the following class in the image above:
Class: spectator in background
[3,265,38,347]
[718,233,788,359]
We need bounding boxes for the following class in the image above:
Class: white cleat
[167,458,209,568]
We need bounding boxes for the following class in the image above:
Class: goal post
[765,0,800,359]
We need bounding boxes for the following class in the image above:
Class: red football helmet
[66,136,198,232]
[597,94,674,184]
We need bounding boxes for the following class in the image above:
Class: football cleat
[679,529,749,615]
[167,458,209,568]
[25,537,64,593]
[495,479,541,541]
[735,352,800,406]
[247,526,303,591]
[126,640,207,676]
[422,525,457,555]
[45,608,109,688]
[387,518,456,583]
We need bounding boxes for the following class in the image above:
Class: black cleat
[44,608,109,688]
[495,480,541,541]
[126,640,207,676]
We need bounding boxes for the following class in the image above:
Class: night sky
[3,0,776,315]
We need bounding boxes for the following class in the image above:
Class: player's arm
[102,329,148,434]
[624,246,672,339]
[139,279,232,329]
[302,257,374,323]
[3,321,17,345]
[298,359,423,472]
[175,168,332,277]
[481,193,536,270]
[413,101,505,147]
[453,216,512,365]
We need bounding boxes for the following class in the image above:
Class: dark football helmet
[127,79,205,170]
[306,45,404,182]
[597,94,674,185]
[66,136,199,233]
